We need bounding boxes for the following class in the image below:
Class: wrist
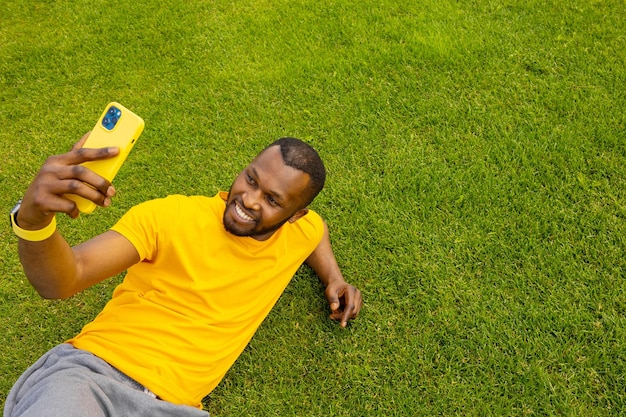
[323,275,347,288]
[10,200,57,242]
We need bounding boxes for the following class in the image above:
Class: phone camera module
[102,106,122,130]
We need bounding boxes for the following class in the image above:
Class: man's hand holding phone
[16,133,121,229]
[64,102,144,213]
[15,102,144,231]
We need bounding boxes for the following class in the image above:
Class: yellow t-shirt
[68,192,324,408]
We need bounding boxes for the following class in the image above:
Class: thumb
[327,290,342,312]
[325,288,341,311]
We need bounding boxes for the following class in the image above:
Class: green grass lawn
[1,0,625,415]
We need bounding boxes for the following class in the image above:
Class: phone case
[66,102,144,214]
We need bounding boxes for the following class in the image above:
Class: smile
[234,201,255,222]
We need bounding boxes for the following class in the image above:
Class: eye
[246,173,257,186]
[267,195,280,207]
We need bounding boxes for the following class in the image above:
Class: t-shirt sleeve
[110,196,183,262]
[298,209,325,251]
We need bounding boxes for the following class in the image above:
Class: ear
[288,208,309,224]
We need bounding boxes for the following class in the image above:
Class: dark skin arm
[16,133,140,299]
[305,222,363,327]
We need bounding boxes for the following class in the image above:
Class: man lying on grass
[6,133,362,417]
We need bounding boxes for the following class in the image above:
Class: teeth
[235,203,254,221]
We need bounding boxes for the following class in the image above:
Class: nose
[242,189,262,211]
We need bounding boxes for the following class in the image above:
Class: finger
[350,288,363,317]
[33,173,113,211]
[45,160,116,197]
[67,205,80,219]
[329,311,344,323]
[325,287,342,312]
[339,302,355,328]
[57,178,114,207]
[68,146,120,166]
[23,192,82,220]
[338,288,363,327]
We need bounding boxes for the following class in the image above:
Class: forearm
[309,249,346,288]
[18,230,80,299]
[305,221,362,327]
[12,135,139,299]
[305,222,346,287]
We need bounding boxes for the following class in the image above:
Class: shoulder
[300,209,324,228]
[285,209,325,245]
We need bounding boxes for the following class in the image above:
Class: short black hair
[266,137,326,206]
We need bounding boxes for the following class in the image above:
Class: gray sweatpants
[4,344,209,417]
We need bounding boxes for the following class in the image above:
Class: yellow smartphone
[66,102,144,214]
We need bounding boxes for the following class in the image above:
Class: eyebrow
[249,167,286,203]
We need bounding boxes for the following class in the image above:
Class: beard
[222,198,290,239]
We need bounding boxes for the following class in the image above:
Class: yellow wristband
[11,213,57,242]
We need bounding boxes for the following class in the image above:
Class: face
[223,146,311,241]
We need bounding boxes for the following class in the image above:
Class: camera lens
[102,106,121,130]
